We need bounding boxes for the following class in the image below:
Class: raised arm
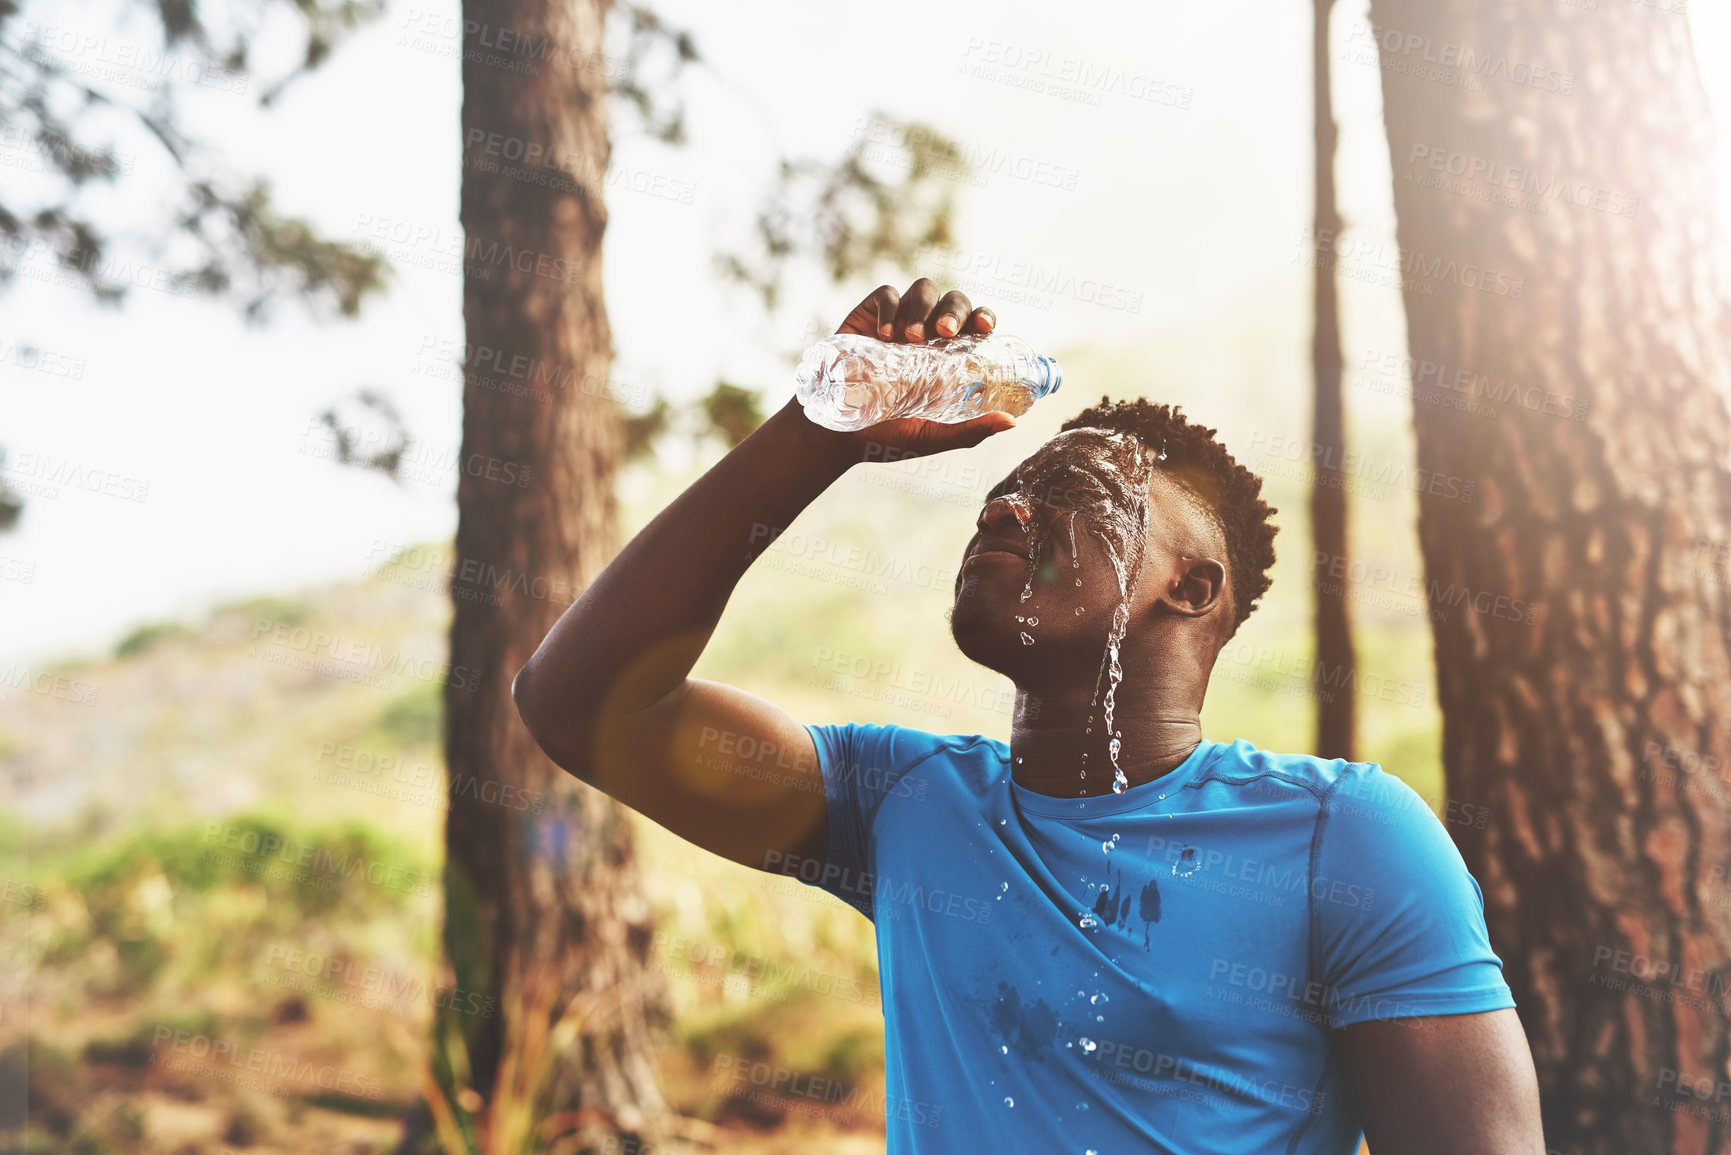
[511,279,1013,870]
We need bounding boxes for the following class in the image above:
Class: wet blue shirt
[791,723,1515,1154]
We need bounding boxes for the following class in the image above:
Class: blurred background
[3,0,1728,1151]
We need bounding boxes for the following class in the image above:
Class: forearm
[513,397,853,757]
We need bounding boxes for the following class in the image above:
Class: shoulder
[1194,738,1376,807]
[807,721,1008,783]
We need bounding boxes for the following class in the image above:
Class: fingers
[960,305,996,336]
[928,289,974,339]
[837,279,996,342]
[837,284,901,338]
[893,278,942,343]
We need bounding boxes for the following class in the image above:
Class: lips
[963,543,1031,569]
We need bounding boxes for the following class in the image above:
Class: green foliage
[622,396,673,463]
[718,111,967,310]
[373,682,442,749]
[112,621,195,659]
[699,382,765,448]
[216,594,312,629]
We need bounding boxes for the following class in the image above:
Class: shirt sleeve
[798,722,942,918]
[1312,765,1516,1029]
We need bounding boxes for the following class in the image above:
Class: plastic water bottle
[794,332,1063,432]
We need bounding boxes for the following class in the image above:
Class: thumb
[941,411,1018,450]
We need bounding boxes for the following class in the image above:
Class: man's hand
[812,277,1019,462]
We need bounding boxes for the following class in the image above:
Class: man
[512,279,1546,1154]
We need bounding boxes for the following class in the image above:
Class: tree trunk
[1366,3,1731,1150]
[1311,0,1355,760]
[428,0,668,1146]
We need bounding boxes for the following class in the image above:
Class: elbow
[510,660,556,753]
[511,658,588,775]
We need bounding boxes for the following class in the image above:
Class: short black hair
[1060,396,1278,635]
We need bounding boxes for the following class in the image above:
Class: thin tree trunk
[1311,0,1355,760]
[424,0,668,1146]
[1367,3,1731,1149]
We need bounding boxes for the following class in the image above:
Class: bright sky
[2,0,1728,664]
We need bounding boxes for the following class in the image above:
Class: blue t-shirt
[788,723,1515,1154]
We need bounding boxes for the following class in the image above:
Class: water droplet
[1112,767,1128,794]
[1172,846,1200,878]
[1095,1014,1104,1022]
[1020,631,1036,646]
[1091,993,1110,1005]
[1079,1037,1097,1053]
[1001,881,1009,891]
[1078,912,1099,930]
[1076,1102,1090,1112]
[1026,616,1039,626]
[1000,1044,1009,1054]
[1101,840,1114,854]
[1074,577,1083,586]
[1075,606,1084,615]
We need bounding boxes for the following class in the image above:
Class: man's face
[949,428,1168,683]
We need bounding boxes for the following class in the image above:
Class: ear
[1156,556,1226,617]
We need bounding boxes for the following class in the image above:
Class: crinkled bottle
[794,331,1062,432]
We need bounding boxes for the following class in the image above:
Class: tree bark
[1366,3,1731,1150]
[429,0,668,1146]
[1311,0,1356,761]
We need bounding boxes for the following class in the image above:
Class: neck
[1008,662,1205,798]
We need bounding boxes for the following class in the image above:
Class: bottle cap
[1034,356,1063,398]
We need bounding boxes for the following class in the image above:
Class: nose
[977,492,1033,533]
